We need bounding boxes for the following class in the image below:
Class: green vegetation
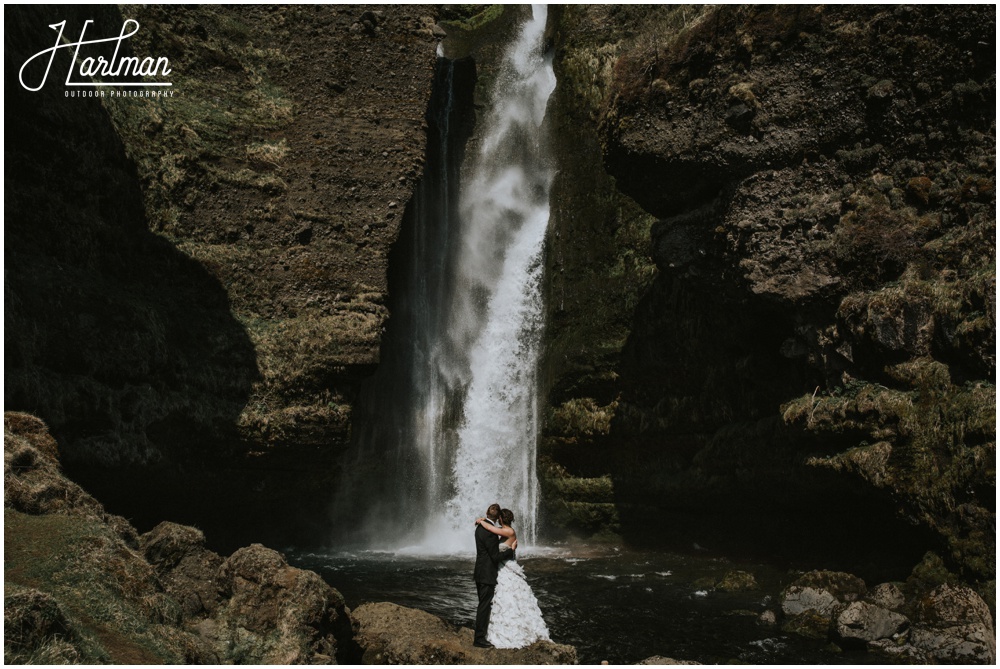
[4,510,184,663]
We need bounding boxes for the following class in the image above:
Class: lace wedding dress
[487,544,551,648]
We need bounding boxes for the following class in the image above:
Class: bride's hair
[500,508,514,526]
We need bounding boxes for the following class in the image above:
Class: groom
[473,503,502,648]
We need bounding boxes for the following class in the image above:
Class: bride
[475,509,551,648]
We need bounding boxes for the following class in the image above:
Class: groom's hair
[486,503,501,520]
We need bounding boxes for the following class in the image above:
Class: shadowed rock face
[542,4,994,589]
[5,5,440,549]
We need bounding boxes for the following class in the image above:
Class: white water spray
[343,6,555,555]
[414,6,555,552]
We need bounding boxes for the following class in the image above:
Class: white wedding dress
[487,544,551,648]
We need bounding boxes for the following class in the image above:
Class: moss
[785,375,995,582]
[549,398,618,437]
[716,570,759,592]
[440,4,504,33]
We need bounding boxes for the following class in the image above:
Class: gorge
[5,3,995,664]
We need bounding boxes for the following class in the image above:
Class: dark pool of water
[289,545,885,664]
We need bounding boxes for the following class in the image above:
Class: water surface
[290,545,881,664]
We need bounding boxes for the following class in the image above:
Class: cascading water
[338,6,555,553]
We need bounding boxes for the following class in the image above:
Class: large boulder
[780,570,868,639]
[140,522,224,618]
[781,570,867,617]
[833,601,908,645]
[214,544,349,664]
[909,584,995,664]
[352,601,578,664]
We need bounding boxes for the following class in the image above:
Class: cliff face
[5,4,440,547]
[543,4,994,592]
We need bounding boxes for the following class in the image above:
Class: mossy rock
[717,570,759,592]
[782,611,833,640]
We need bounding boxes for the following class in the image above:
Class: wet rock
[716,570,758,592]
[833,601,908,645]
[910,584,995,664]
[140,522,224,618]
[352,601,577,665]
[756,610,777,627]
[637,657,701,665]
[215,544,347,664]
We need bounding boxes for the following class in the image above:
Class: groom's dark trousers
[473,523,501,645]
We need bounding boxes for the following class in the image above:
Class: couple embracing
[472,503,550,649]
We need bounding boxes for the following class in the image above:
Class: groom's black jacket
[473,523,501,585]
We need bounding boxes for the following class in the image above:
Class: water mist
[339,6,555,554]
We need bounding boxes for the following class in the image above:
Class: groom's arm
[480,526,501,566]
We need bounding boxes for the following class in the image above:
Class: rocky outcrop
[213,544,350,664]
[774,568,995,664]
[909,584,997,664]
[779,570,867,639]
[141,522,224,618]
[545,3,994,590]
[4,413,352,664]
[351,602,578,665]
[832,601,908,645]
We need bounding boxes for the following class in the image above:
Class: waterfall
[339,5,554,554]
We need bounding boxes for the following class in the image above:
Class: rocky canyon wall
[541,4,994,599]
[6,4,441,548]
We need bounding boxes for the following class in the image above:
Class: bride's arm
[477,519,514,538]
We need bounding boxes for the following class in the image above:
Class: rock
[215,544,348,664]
[724,103,755,132]
[140,522,224,618]
[757,610,777,627]
[782,611,832,640]
[716,570,758,592]
[637,656,701,664]
[431,24,447,39]
[867,637,922,660]
[833,601,909,645]
[781,586,840,618]
[867,582,906,611]
[351,601,577,665]
[786,570,867,606]
[781,571,869,640]
[910,584,995,664]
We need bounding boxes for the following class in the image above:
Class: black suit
[473,522,501,645]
